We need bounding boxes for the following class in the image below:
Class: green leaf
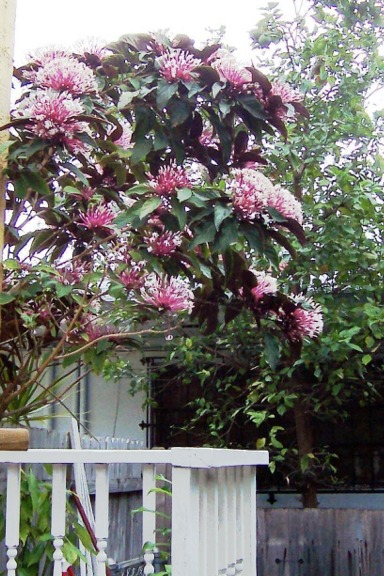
[241,222,263,253]
[23,170,50,196]
[0,292,16,304]
[3,258,20,270]
[140,197,162,219]
[264,333,281,370]
[177,187,193,201]
[56,284,74,298]
[237,95,267,120]
[214,204,232,230]
[131,137,153,164]
[170,198,187,229]
[156,80,179,109]
[213,219,239,252]
[167,98,191,126]
[189,221,217,248]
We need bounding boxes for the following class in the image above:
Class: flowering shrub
[0,32,322,422]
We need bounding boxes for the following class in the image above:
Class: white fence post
[5,463,21,576]
[241,466,257,576]
[171,465,200,575]
[51,463,67,576]
[206,468,219,576]
[95,463,109,576]
[142,463,156,574]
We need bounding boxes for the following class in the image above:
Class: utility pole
[0,0,17,336]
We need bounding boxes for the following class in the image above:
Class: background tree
[153,0,384,507]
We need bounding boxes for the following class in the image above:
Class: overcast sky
[14,0,303,65]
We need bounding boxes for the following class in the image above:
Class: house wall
[39,350,150,444]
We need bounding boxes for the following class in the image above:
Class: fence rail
[0,447,268,576]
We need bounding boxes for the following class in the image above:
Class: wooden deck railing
[0,447,269,576]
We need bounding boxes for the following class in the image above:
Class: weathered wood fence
[257,508,384,576]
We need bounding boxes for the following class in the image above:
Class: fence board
[257,508,384,576]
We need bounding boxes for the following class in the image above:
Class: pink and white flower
[114,122,133,149]
[227,168,274,221]
[145,231,183,256]
[148,163,192,196]
[212,55,252,89]
[28,45,70,69]
[251,271,278,302]
[270,81,302,105]
[140,275,194,313]
[57,261,88,285]
[79,206,115,230]
[81,314,115,341]
[35,56,98,94]
[267,185,303,225]
[156,49,201,82]
[19,90,90,148]
[74,37,109,60]
[267,81,303,119]
[284,296,324,341]
[119,262,146,290]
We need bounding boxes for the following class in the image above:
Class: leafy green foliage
[0,468,92,575]
[150,0,384,503]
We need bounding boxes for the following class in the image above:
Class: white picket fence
[0,447,268,576]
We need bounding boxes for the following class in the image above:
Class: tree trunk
[0,0,17,337]
[293,399,318,508]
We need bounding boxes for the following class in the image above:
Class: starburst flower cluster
[270,81,302,105]
[119,262,147,290]
[56,261,89,285]
[269,186,303,225]
[156,49,202,82]
[285,297,324,341]
[17,46,99,153]
[81,314,115,342]
[227,168,303,224]
[263,81,303,120]
[114,122,133,149]
[211,51,252,89]
[74,37,109,60]
[228,169,275,220]
[251,271,278,302]
[35,56,98,94]
[19,90,91,151]
[140,275,194,313]
[145,230,183,256]
[148,163,192,196]
[79,206,115,230]
[27,46,70,70]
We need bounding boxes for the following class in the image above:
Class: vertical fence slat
[206,468,219,576]
[218,467,229,575]
[51,463,67,576]
[95,463,109,576]
[171,466,200,575]
[241,466,257,576]
[226,467,236,575]
[235,467,244,574]
[5,463,21,576]
[198,469,208,576]
[142,463,156,574]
